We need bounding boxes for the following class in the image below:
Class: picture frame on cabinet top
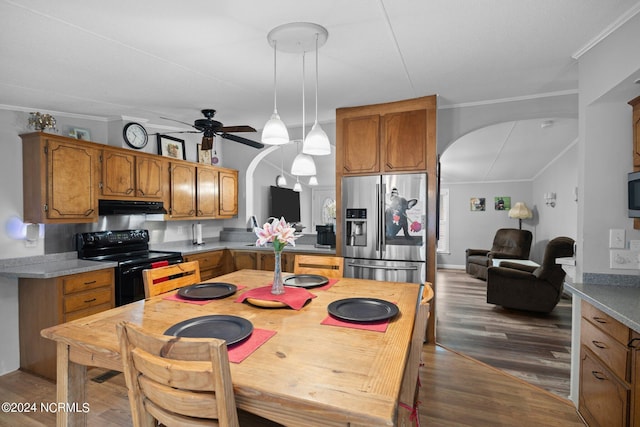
[157,134,185,160]
[197,143,212,164]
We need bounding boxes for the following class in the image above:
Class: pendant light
[293,177,302,192]
[291,51,317,176]
[303,33,331,156]
[261,40,289,145]
[308,176,318,186]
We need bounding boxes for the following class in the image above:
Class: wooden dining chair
[293,255,344,278]
[116,321,240,427]
[142,261,201,298]
[397,283,433,427]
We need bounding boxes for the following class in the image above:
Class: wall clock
[123,122,148,149]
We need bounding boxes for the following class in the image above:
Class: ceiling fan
[161,109,263,150]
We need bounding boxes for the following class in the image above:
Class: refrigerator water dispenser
[346,208,367,246]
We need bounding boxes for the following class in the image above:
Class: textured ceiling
[1,0,638,181]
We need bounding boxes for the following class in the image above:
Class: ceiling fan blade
[160,116,196,127]
[220,133,264,149]
[220,125,256,133]
[157,130,202,135]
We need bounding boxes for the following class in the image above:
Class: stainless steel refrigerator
[342,173,427,284]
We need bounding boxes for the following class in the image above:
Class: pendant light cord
[273,41,278,113]
[301,51,306,138]
[314,33,319,124]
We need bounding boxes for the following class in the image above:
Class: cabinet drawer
[187,251,225,269]
[64,302,112,322]
[64,287,112,314]
[582,300,630,344]
[63,269,113,294]
[579,348,629,427]
[582,317,630,380]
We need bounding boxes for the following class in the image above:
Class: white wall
[531,142,579,260]
[437,181,532,267]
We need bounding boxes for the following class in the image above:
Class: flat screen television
[269,186,301,223]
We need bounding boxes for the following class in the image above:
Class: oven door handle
[120,264,153,275]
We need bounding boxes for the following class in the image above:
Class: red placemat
[228,328,276,363]
[235,286,316,310]
[163,284,246,305]
[321,315,390,332]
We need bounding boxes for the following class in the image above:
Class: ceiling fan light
[290,153,316,176]
[262,112,289,145]
[308,176,319,186]
[303,122,331,155]
[293,181,302,192]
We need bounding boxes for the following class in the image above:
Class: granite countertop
[565,281,640,332]
[0,252,117,279]
[0,240,335,279]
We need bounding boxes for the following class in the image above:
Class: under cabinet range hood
[98,200,167,216]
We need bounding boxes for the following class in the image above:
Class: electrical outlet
[610,249,640,269]
[609,229,626,249]
[631,240,640,250]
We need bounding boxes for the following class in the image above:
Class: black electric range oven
[76,229,183,306]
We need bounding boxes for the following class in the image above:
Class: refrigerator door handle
[347,262,418,271]
[379,182,386,256]
[375,183,381,254]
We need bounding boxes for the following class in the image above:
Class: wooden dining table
[41,269,421,427]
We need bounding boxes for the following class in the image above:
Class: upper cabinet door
[196,166,217,217]
[169,162,196,218]
[47,138,99,221]
[218,169,238,218]
[136,156,164,199]
[102,150,135,197]
[341,115,380,175]
[382,109,427,172]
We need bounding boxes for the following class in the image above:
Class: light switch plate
[609,229,626,249]
[610,249,640,269]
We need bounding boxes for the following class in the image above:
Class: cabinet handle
[591,340,607,349]
[628,338,640,348]
[83,280,97,285]
[343,166,351,172]
[84,298,97,303]
[189,210,196,216]
[386,162,394,169]
[84,209,94,216]
[138,189,145,196]
[126,188,134,194]
[591,371,607,381]
[592,316,608,324]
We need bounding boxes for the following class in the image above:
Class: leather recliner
[465,228,533,280]
[486,236,575,313]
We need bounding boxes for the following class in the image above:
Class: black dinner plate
[177,282,237,300]
[164,315,253,345]
[327,298,399,323]
[283,274,329,288]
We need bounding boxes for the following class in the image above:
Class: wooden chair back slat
[293,255,344,278]
[142,261,201,298]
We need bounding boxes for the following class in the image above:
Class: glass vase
[271,249,285,295]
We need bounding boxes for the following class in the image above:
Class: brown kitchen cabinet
[101,149,164,200]
[579,300,632,427]
[184,250,231,281]
[18,268,114,381]
[21,132,100,223]
[231,250,258,270]
[628,96,640,230]
[168,162,238,220]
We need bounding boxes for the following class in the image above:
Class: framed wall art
[197,143,212,164]
[157,134,186,160]
[470,197,485,211]
[494,196,511,210]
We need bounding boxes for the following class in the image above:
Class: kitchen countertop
[565,281,640,332]
[0,240,335,279]
[0,252,117,279]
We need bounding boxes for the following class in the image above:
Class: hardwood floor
[434,268,573,398]
[0,269,583,426]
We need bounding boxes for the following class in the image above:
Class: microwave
[629,171,640,217]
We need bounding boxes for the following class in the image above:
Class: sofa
[486,236,575,313]
[465,228,533,280]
